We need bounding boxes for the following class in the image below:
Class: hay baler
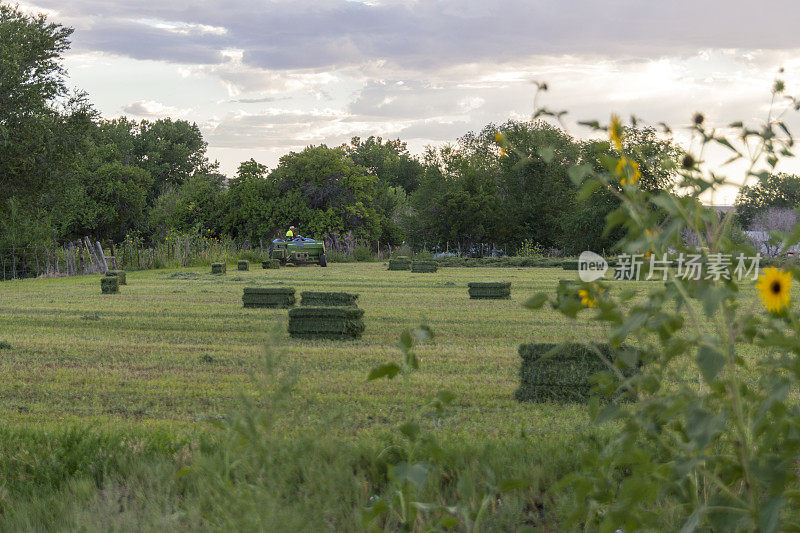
[270,237,328,267]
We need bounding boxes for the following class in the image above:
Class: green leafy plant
[524,77,800,531]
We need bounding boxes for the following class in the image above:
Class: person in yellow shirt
[285,226,296,240]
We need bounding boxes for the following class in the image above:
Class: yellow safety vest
[286,230,294,238]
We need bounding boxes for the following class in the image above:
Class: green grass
[0,263,776,529]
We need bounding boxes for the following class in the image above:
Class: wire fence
[0,235,272,281]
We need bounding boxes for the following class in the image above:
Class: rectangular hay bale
[211,262,226,275]
[300,291,359,307]
[105,270,127,285]
[262,259,281,269]
[101,276,119,294]
[288,306,365,339]
[514,343,640,404]
[237,260,249,271]
[388,258,411,271]
[242,286,296,308]
[411,260,437,273]
[468,281,511,299]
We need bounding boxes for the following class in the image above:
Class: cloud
[122,100,190,118]
[25,0,800,73]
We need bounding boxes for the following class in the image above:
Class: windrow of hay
[100,276,119,294]
[288,306,365,340]
[300,291,359,307]
[468,281,511,299]
[105,270,126,285]
[411,260,437,273]
[242,287,296,308]
[211,263,226,275]
[388,256,411,271]
[237,260,249,271]
[514,343,639,404]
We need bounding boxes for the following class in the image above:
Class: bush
[238,250,263,263]
[514,343,639,403]
[354,243,376,262]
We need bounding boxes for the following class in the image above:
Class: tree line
[3,4,798,262]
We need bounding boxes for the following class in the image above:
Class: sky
[17,0,800,203]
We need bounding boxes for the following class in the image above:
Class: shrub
[468,281,511,299]
[288,307,365,339]
[299,292,358,307]
[238,250,263,263]
[514,343,639,403]
[242,287,295,308]
[354,243,376,262]
[100,276,119,294]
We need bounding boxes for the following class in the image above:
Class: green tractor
[270,237,328,267]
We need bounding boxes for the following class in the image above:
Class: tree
[735,173,800,228]
[222,159,280,243]
[268,146,380,240]
[0,5,95,224]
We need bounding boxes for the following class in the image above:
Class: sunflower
[609,114,623,150]
[617,157,641,185]
[578,289,597,308]
[756,267,792,314]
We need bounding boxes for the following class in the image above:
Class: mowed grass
[0,262,771,442]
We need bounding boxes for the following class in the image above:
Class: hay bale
[262,259,281,269]
[561,261,579,270]
[514,343,640,403]
[300,291,359,307]
[101,276,119,294]
[288,306,365,340]
[237,260,249,271]
[242,287,296,308]
[105,270,126,285]
[388,256,411,271]
[468,281,511,299]
[211,262,226,275]
[411,260,437,273]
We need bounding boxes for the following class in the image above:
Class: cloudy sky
[19,0,800,202]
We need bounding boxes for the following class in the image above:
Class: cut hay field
[0,262,779,529]
[0,262,612,439]
[0,262,769,438]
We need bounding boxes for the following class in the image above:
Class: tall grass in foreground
[0,342,597,531]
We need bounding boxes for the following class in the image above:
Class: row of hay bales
[388,256,438,273]
[242,288,365,340]
[212,259,282,275]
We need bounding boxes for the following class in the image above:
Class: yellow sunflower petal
[756,267,792,314]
